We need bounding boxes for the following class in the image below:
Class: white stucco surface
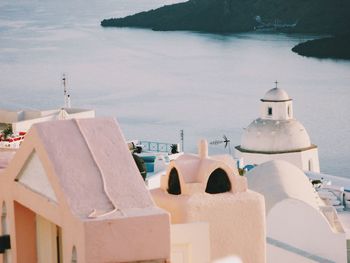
[241,119,311,152]
[267,243,317,263]
[246,160,346,263]
[0,108,95,134]
[16,151,58,202]
[262,88,290,101]
[236,87,320,172]
[267,199,346,263]
[236,147,320,173]
[246,160,322,212]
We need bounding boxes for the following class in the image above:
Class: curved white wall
[235,148,320,173]
[267,199,346,263]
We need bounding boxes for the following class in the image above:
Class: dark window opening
[205,168,231,194]
[168,168,181,195]
[308,159,313,171]
[268,107,273,116]
[0,235,11,253]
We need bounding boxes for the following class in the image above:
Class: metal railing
[140,141,180,153]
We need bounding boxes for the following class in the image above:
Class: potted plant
[170,144,179,154]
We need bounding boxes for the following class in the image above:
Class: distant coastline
[101,0,350,60]
[292,35,350,60]
[101,0,350,34]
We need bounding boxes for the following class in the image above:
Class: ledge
[235,144,318,154]
[260,99,292,102]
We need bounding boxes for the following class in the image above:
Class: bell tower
[260,81,293,120]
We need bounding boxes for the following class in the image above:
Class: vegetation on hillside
[292,35,350,60]
[101,0,350,35]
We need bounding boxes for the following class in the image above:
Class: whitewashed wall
[267,199,346,263]
[235,148,320,172]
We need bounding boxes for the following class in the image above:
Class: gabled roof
[6,118,155,219]
[1,117,170,262]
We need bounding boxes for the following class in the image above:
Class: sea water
[1,0,350,177]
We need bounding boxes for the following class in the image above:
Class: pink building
[0,118,170,263]
[152,140,266,262]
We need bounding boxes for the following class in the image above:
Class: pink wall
[152,189,266,262]
[84,211,170,263]
[152,141,266,262]
[14,202,37,263]
[0,118,171,263]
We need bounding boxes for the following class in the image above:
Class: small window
[287,106,291,117]
[205,168,231,194]
[308,159,313,171]
[168,168,181,195]
[268,107,272,116]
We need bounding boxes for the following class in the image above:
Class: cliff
[101,0,350,35]
[292,35,350,60]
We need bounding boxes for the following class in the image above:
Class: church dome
[246,160,322,212]
[262,88,291,102]
[240,118,312,153]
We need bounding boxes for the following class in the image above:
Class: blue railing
[140,141,179,153]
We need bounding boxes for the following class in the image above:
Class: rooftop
[246,160,323,212]
[261,87,291,102]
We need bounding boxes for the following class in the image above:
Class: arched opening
[71,246,77,263]
[167,168,181,195]
[205,168,231,194]
[308,159,313,171]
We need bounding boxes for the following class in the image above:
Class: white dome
[262,88,291,102]
[246,160,322,213]
[240,118,311,153]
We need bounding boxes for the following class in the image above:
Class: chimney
[198,139,208,159]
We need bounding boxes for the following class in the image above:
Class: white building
[246,160,347,263]
[235,86,320,172]
[0,108,95,149]
[0,108,95,134]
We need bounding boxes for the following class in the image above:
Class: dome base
[235,144,318,155]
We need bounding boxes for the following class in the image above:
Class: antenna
[210,135,232,155]
[62,74,71,108]
[67,94,71,108]
[275,80,278,89]
[180,129,184,152]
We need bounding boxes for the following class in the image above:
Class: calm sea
[1,0,350,177]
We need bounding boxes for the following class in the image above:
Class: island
[101,0,350,35]
[292,35,350,60]
[101,0,350,59]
